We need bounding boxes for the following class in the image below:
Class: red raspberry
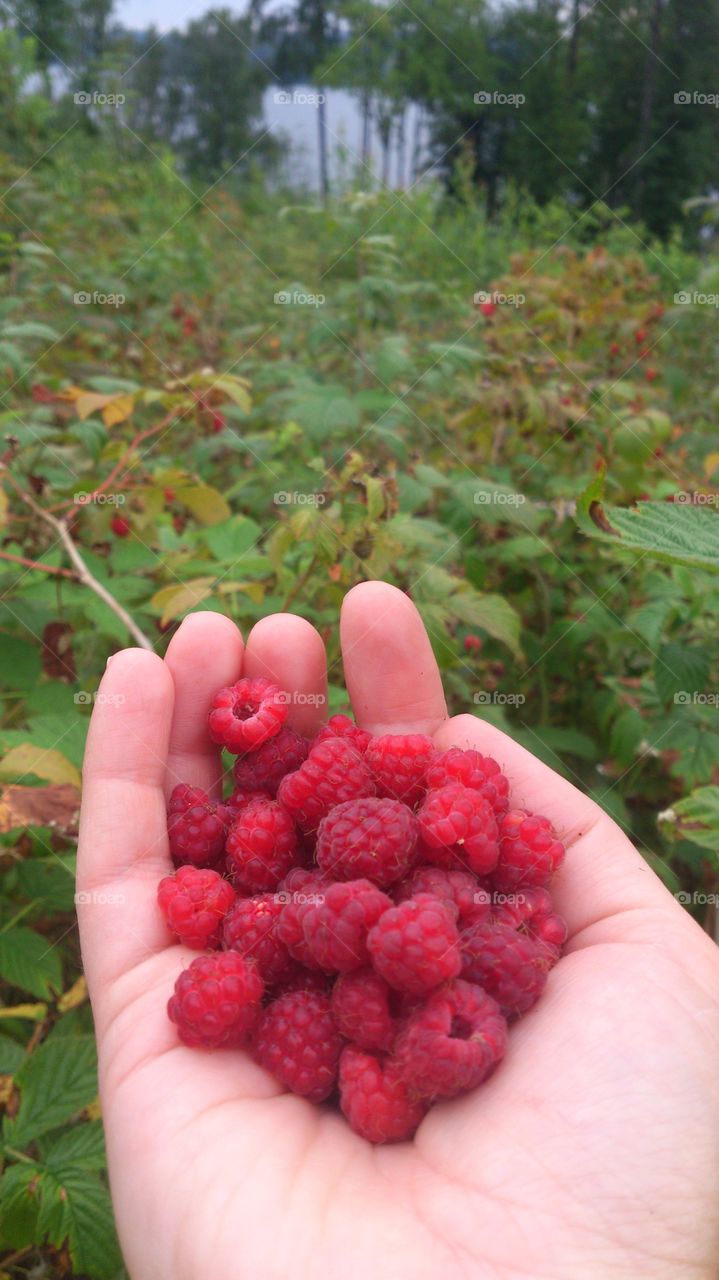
[367,893,462,994]
[302,879,392,972]
[158,866,235,949]
[339,1046,426,1144]
[277,738,375,832]
[278,969,332,997]
[315,797,418,887]
[493,885,568,951]
[331,969,395,1052]
[168,952,263,1048]
[313,714,371,754]
[276,868,328,969]
[365,733,435,808]
[425,748,509,815]
[461,920,557,1019]
[253,990,342,1102]
[208,677,288,753]
[225,785,270,813]
[222,893,299,986]
[493,810,565,892]
[167,783,229,869]
[418,784,499,875]
[233,727,309,796]
[394,978,507,1100]
[396,866,490,925]
[226,796,300,892]
[110,514,130,537]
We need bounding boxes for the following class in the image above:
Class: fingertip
[245,613,328,735]
[166,609,244,659]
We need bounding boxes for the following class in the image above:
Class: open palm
[77,581,719,1280]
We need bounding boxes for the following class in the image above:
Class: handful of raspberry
[159,676,568,1143]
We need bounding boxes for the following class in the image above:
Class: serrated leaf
[37,1166,122,1278]
[0,927,63,999]
[0,1163,42,1251]
[577,471,719,570]
[40,1120,107,1171]
[664,785,719,850]
[5,1033,97,1145]
[0,1033,25,1073]
[0,744,81,787]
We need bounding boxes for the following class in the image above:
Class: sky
[115,0,279,33]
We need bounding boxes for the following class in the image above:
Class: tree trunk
[396,108,406,188]
[633,0,663,207]
[567,0,581,77]
[360,91,371,169]
[318,89,329,202]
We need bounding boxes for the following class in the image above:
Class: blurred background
[1,1,719,1273]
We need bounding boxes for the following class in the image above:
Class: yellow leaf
[0,1002,47,1020]
[57,975,88,1013]
[0,744,81,788]
[74,391,119,421]
[102,394,135,427]
[0,486,7,529]
[177,485,231,525]
[217,581,265,603]
[151,577,215,626]
[704,452,719,479]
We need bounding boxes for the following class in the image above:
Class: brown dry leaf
[0,783,81,834]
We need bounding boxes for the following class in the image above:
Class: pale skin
[77,580,719,1280]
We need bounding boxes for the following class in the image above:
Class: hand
[77,581,719,1280]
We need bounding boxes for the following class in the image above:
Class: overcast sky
[115,0,280,33]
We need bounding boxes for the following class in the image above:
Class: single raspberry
[167,952,264,1048]
[253,990,342,1102]
[493,810,565,892]
[276,868,328,969]
[331,969,395,1052]
[339,1046,426,1144]
[313,714,371,754]
[395,866,490,925]
[315,797,418,887]
[277,969,332,997]
[158,866,235,949]
[302,879,392,972]
[364,734,435,808]
[418,784,499,876]
[167,783,229,869]
[367,893,462,994]
[226,796,300,892]
[110,514,130,537]
[493,885,568,951]
[233,727,309,796]
[225,785,270,814]
[277,738,375,833]
[394,978,507,1099]
[208,677,288,753]
[461,920,557,1019]
[222,893,299,986]
[425,748,509,815]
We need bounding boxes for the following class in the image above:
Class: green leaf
[0,1162,42,1251]
[177,484,232,525]
[449,590,523,659]
[0,926,63,1000]
[0,1033,25,1073]
[5,1033,97,1145]
[203,515,263,561]
[37,1166,122,1279]
[663,785,719,851]
[654,643,711,706]
[1,322,60,341]
[576,471,719,570]
[40,1120,107,1171]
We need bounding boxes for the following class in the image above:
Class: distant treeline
[2,0,718,235]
